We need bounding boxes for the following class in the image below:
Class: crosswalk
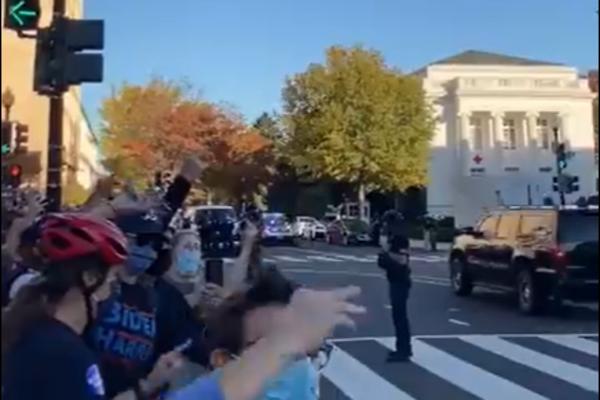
[319,334,599,400]
[263,252,447,265]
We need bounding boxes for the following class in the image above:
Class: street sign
[4,0,40,30]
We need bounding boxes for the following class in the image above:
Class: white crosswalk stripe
[462,335,598,393]
[320,334,599,400]
[264,251,446,264]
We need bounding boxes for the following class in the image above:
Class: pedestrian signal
[4,0,40,31]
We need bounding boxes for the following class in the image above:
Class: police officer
[377,210,412,362]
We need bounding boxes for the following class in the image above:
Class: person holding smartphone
[83,158,214,398]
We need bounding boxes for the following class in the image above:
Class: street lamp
[2,87,15,121]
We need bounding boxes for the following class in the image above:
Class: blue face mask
[175,249,201,277]
[260,358,319,400]
[126,244,158,275]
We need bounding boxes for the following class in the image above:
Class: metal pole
[45,0,66,212]
[553,127,566,206]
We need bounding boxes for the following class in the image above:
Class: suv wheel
[450,257,473,296]
[517,269,546,315]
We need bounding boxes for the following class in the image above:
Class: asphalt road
[262,241,599,400]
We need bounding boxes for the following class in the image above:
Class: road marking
[448,319,471,327]
[280,268,453,287]
[462,335,598,393]
[377,338,547,400]
[273,255,308,263]
[542,335,599,356]
[384,304,392,309]
[322,345,416,400]
[330,333,599,342]
[306,255,343,263]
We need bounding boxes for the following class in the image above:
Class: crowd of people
[0,158,366,400]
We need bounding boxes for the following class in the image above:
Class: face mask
[260,358,319,400]
[379,235,389,251]
[125,244,157,275]
[174,249,201,278]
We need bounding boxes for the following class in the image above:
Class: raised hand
[179,157,206,183]
[271,286,365,355]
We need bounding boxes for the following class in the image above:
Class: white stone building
[416,50,597,227]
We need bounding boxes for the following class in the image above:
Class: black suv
[450,206,598,314]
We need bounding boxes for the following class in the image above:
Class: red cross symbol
[473,154,483,165]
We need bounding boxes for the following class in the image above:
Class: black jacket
[4,319,106,400]
[377,251,411,285]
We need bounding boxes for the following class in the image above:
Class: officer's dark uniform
[378,211,412,362]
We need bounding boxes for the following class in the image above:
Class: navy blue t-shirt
[3,318,106,400]
[87,278,209,397]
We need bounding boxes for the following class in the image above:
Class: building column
[526,112,538,148]
[456,112,470,152]
[491,112,504,173]
[558,113,569,144]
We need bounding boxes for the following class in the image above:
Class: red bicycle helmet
[38,213,128,266]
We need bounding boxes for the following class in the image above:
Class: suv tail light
[550,247,568,269]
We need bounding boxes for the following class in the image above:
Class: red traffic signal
[9,164,22,177]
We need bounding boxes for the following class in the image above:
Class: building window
[470,118,484,151]
[536,118,551,150]
[502,118,517,150]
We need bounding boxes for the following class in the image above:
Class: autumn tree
[282,46,434,220]
[100,78,188,183]
[100,78,274,202]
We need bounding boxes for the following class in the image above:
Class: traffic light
[556,143,568,171]
[7,164,22,188]
[14,123,28,154]
[554,174,580,194]
[34,17,104,95]
[3,0,40,31]
[567,176,580,194]
[1,121,13,155]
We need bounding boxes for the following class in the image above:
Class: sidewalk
[409,240,452,251]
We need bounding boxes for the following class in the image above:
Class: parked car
[188,205,240,258]
[262,213,296,245]
[293,216,327,240]
[326,218,371,246]
[450,205,598,314]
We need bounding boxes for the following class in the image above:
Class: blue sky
[83,0,598,129]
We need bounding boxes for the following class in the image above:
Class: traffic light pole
[46,0,66,212]
[553,127,566,206]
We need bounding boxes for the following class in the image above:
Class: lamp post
[2,87,15,121]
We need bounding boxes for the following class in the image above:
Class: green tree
[282,45,434,220]
[253,112,285,145]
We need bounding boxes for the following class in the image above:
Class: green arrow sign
[1,144,10,155]
[9,1,38,27]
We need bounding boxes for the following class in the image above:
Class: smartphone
[205,259,224,286]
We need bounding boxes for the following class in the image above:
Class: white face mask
[171,230,202,280]
[379,235,389,251]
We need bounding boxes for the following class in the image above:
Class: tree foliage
[282,46,434,194]
[99,78,274,202]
